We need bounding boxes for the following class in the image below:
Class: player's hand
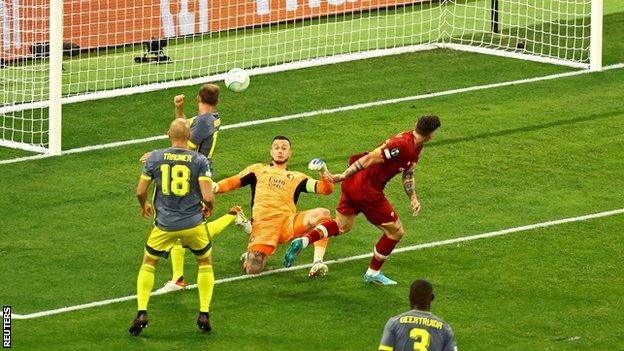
[308,158,328,172]
[323,172,346,183]
[202,204,212,219]
[410,197,421,216]
[174,94,185,107]
[141,203,153,219]
[211,181,220,194]
[139,152,151,164]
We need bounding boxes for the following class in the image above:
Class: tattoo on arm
[354,160,364,171]
[342,160,364,179]
[402,165,416,198]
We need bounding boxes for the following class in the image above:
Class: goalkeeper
[214,136,335,277]
[141,84,251,293]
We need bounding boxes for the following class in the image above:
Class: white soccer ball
[225,68,250,92]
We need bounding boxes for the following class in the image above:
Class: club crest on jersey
[287,173,295,180]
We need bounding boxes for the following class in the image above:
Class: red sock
[369,234,399,271]
[305,220,339,244]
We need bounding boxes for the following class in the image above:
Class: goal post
[0,0,603,155]
[590,0,603,71]
[48,0,62,156]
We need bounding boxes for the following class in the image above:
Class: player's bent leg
[301,207,331,228]
[284,209,343,268]
[206,209,237,239]
[195,254,214,332]
[309,238,329,277]
[381,218,405,241]
[161,241,187,292]
[244,250,268,274]
[155,240,188,294]
[364,220,403,286]
[335,211,357,234]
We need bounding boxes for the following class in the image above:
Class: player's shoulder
[190,149,209,162]
[426,311,452,329]
[383,312,403,328]
[195,112,219,123]
[246,163,267,172]
[391,130,415,144]
[148,148,167,162]
[289,170,310,180]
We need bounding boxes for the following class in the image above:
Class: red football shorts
[336,178,399,225]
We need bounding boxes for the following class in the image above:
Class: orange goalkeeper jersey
[217,163,333,221]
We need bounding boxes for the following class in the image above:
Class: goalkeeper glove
[308,158,328,172]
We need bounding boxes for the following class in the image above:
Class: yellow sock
[207,214,236,239]
[137,264,155,311]
[171,241,185,281]
[197,265,215,313]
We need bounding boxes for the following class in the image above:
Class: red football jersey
[347,131,423,191]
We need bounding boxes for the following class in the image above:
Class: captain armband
[306,179,318,193]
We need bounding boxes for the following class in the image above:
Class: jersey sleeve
[141,153,156,180]
[378,318,397,351]
[238,163,261,186]
[442,324,458,351]
[374,137,408,162]
[217,163,260,193]
[197,155,213,181]
[302,175,333,195]
[189,118,215,149]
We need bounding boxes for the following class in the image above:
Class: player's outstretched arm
[215,166,257,194]
[173,94,186,120]
[402,164,421,216]
[307,159,334,195]
[136,178,153,219]
[325,151,384,183]
[214,176,242,194]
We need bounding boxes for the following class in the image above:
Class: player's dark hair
[273,135,291,145]
[198,84,219,105]
[415,115,441,136]
[409,279,435,310]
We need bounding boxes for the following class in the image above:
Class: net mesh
[0,0,595,151]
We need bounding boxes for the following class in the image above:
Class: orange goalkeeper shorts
[247,210,312,256]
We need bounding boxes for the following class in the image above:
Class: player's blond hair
[168,118,191,141]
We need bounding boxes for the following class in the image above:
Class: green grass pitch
[1,2,624,350]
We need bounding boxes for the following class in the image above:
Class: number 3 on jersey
[160,164,190,196]
[410,328,431,351]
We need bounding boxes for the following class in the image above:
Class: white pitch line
[11,207,624,320]
[1,62,623,166]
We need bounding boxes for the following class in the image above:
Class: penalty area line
[11,207,624,320]
[1,62,622,166]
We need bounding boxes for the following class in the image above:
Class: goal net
[0,0,602,154]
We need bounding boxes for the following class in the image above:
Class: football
[224,68,250,92]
